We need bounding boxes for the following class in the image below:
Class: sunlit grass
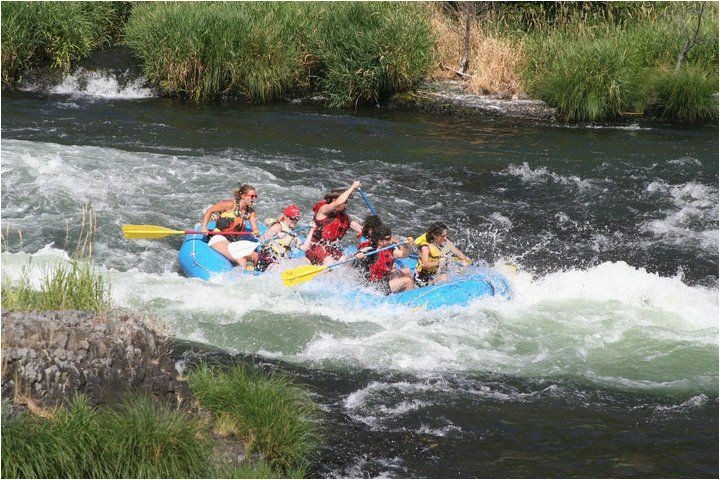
[188,363,320,476]
[0,1,126,86]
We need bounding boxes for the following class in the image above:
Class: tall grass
[645,64,719,123]
[309,2,434,107]
[427,3,524,95]
[0,1,126,87]
[1,261,111,313]
[522,3,718,122]
[1,395,214,478]
[124,2,433,106]
[125,2,310,102]
[188,363,320,475]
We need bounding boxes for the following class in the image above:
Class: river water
[2,71,718,478]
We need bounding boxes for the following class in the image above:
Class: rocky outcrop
[390,80,556,121]
[1,310,191,408]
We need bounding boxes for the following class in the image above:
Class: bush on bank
[0,1,126,87]
[124,1,434,106]
[2,368,319,479]
[520,2,718,122]
[188,364,320,476]
[1,261,111,313]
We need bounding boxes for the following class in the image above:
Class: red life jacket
[358,239,372,250]
[312,201,350,244]
[367,249,395,281]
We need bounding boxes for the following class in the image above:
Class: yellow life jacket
[263,218,296,258]
[414,233,450,274]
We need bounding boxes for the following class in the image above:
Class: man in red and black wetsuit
[305,181,364,265]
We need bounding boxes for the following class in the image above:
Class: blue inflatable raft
[178,223,511,309]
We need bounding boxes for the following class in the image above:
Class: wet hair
[324,188,351,203]
[425,222,448,243]
[370,224,392,247]
[234,183,256,203]
[362,214,383,238]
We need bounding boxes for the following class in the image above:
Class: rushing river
[2,70,718,478]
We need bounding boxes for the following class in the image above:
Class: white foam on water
[502,162,595,190]
[49,69,155,99]
[4,246,716,396]
[641,180,719,253]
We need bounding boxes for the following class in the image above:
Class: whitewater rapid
[3,246,717,395]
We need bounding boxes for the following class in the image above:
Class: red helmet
[283,204,301,220]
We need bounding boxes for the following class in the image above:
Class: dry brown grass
[426,3,525,96]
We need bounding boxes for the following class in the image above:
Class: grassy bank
[2,378,315,479]
[1,1,716,121]
[124,1,433,106]
[430,1,718,123]
[0,1,128,87]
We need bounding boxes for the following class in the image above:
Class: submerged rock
[1,310,191,408]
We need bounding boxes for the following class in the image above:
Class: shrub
[125,2,310,102]
[0,1,124,86]
[1,396,214,478]
[309,2,434,107]
[645,65,719,123]
[1,261,111,313]
[188,364,320,475]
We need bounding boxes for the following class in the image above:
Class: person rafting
[414,222,471,286]
[357,214,383,249]
[255,205,315,271]
[355,224,414,294]
[200,183,260,268]
[305,181,364,265]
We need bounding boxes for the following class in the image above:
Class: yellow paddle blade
[282,264,328,287]
[122,224,186,239]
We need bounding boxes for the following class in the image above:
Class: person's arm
[349,220,363,234]
[260,222,282,243]
[317,181,361,219]
[298,223,317,252]
[419,245,440,269]
[392,237,413,259]
[248,211,260,237]
[445,240,471,264]
[200,199,234,234]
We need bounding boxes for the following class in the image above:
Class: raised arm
[316,181,362,219]
[200,199,234,233]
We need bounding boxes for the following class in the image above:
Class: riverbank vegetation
[2,381,314,478]
[0,1,128,87]
[124,2,433,107]
[1,1,717,122]
[430,1,718,122]
[1,216,320,478]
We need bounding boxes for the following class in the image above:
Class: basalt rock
[1,310,191,409]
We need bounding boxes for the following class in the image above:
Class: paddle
[122,224,255,240]
[357,188,378,216]
[282,239,410,287]
[225,225,313,258]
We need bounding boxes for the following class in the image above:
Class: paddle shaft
[192,225,311,236]
[326,240,410,271]
[357,188,378,216]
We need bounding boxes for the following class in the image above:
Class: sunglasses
[244,194,258,199]
[381,236,392,241]
[290,216,300,221]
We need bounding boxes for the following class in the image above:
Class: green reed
[522,3,718,123]
[188,363,320,476]
[1,261,111,313]
[124,2,433,106]
[1,396,214,479]
[0,1,125,87]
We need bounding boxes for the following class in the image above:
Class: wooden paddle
[282,239,410,287]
